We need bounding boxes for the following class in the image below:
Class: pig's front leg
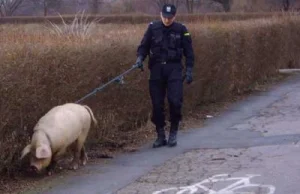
[47,147,67,176]
[46,159,57,176]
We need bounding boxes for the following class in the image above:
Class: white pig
[20,103,97,175]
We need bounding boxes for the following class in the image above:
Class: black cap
[161,4,176,18]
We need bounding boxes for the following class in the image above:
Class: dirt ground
[0,73,291,194]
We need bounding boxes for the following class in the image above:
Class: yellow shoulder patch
[184,32,190,36]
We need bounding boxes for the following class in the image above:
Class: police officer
[134,3,194,148]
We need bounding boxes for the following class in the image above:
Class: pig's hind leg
[69,139,83,170]
[70,130,89,170]
[68,142,79,170]
[80,145,88,166]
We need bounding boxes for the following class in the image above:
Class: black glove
[133,56,144,71]
[185,67,193,84]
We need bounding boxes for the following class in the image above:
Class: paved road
[25,74,300,194]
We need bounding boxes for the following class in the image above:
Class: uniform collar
[160,21,175,28]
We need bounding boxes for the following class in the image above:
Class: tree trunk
[283,0,290,11]
[44,0,48,16]
[186,0,194,13]
[211,0,231,12]
[91,0,99,14]
[221,0,231,12]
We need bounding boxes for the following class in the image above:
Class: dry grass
[1,14,300,181]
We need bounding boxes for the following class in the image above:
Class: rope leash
[75,64,141,104]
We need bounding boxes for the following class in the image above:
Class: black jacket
[137,20,194,69]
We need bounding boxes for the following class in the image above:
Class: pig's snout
[30,165,39,173]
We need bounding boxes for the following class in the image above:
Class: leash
[75,64,142,104]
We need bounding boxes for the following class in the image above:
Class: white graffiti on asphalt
[153,174,276,194]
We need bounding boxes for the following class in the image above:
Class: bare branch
[0,0,25,16]
[154,0,182,9]
[211,0,231,12]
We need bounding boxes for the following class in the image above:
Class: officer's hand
[185,67,193,84]
[133,56,144,71]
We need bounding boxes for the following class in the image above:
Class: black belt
[160,60,180,64]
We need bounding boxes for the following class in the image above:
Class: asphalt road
[24,74,300,194]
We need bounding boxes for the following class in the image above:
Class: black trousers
[149,62,183,128]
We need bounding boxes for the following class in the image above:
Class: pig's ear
[20,144,31,159]
[36,144,52,159]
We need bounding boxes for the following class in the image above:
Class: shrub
[1,15,300,177]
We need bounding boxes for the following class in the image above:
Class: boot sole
[167,142,177,147]
[153,145,166,148]
[152,142,167,148]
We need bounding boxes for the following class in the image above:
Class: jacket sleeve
[181,24,194,69]
[137,23,153,61]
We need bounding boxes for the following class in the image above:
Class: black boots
[167,122,178,147]
[167,132,177,147]
[153,127,167,148]
[153,123,179,148]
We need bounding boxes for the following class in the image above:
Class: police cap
[161,4,177,18]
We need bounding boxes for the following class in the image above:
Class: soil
[0,73,291,194]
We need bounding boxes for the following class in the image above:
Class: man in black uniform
[134,3,194,148]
